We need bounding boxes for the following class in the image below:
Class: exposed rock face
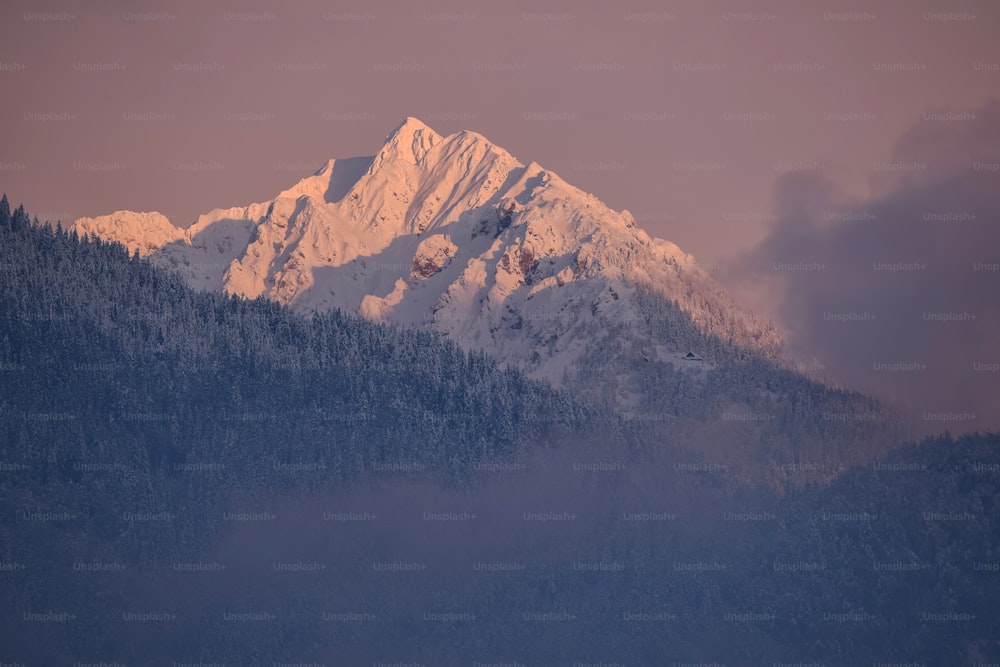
[410,234,457,280]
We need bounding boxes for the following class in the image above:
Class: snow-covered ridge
[73,210,183,257]
[71,117,780,402]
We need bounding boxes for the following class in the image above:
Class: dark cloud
[735,100,1000,434]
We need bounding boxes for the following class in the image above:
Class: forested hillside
[0,193,632,573]
[1,196,996,665]
[0,194,620,479]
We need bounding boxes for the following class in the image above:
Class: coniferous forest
[1,196,998,665]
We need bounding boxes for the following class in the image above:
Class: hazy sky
[2,0,995,258]
[3,0,998,428]
[735,100,1000,431]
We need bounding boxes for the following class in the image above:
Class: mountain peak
[375,117,441,168]
[389,115,434,136]
[71,118,783,406]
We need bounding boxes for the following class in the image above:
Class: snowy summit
[72,117,779,404]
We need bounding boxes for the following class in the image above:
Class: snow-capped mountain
[73,117,780,405]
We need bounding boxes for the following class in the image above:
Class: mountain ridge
[72,118,780,402]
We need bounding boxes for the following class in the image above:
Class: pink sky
[3,0,1000,431]
[2,0,996,266]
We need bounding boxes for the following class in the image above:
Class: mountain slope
[67,123,907,473]
[0,197,632,553]
[72,118,780,403]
